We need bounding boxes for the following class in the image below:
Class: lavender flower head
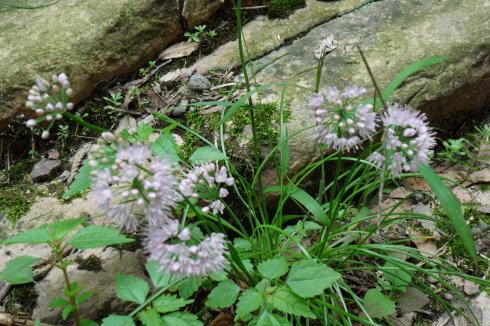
[144,218,228,277]
[179,163,234,215]
[369,104,436,176]
[93,144,180,231]
[310,85,377,151]
[25,73,74,139]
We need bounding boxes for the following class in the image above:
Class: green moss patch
[267,0,306,19]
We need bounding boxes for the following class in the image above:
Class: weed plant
[1,1,488,325]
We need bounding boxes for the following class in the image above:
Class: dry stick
[357,45,389,230]
[122,59,172,89]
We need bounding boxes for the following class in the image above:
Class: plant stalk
[60,263,81,326]
[63,111,106,134]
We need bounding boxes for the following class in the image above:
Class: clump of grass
[267,0,306,19]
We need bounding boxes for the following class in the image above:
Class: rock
[389,187,410,199]
[463,280,480,296]
[32,247,149,323]
[393,312,416,326]
[182,0,224,28]
[434,293,490,326]
[245,0,489,179]
[29,159,61,182]
[0,0,182,126]
[188,74,211,91]
[469,168,490,183]
[476,142,490,166]
[171,99,189,117]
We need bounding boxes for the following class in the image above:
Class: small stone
[469,168,490,183]
[173,134,184,147]
[463,280,480,296]
[411,192,426,204]
[398,287,430,314]
[188,74,211,91]
[30,158,61,182]
[389,187,410,199]
[171,99,188,117]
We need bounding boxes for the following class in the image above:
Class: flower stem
[63,111,106,134]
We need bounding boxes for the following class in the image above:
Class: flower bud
[41,130,50,139]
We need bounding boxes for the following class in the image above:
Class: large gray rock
[182,0,224,28]
[0,0,183,126]
[251,0,490,178]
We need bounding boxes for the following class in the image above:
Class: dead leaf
[408,227,439,256]
[389,187,410,199]
[469,168,490,183]
[402,177,431,192]
[159,41,199,60]
[210,312,234,326]
[160,69,183,83]
[398,287,430,314]
[148,88,167,110]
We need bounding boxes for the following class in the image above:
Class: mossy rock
[267,0,306,18]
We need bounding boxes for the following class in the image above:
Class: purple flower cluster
[310,85,377,151]
[369,104,436,176]
[25,73,74,139]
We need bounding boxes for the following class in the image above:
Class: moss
[179,103,291,167]
[267,0,306,19]
[5,161,34,183]
[0,182,36,223]
[4,284,38,315]
[75,254,103,272]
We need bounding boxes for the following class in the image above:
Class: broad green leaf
[189,146,226,164]
[209,271,227,282]
[205,279,240,308]
[80,319,98,326]
[268,286,315,318]
[62,305,74,320]
[115,273,149,304]
[161,312,203,326]
[420,164,476,258]
[69,225,133,249]
[101,315,135,326]
[138,308,161,326]
[178,277,202,299]
[2,227,51,245]
[253,312,289,326]
[63,159,92,200]
[49,297,69,309]
[363,288,396,318]
[286,260,341,298]
[233,238,252,253]
[257,257,289,280]
[0,256,39,284]
[367,56,449,110]
[137,123,153,141]
[145,260,172,288]
[153,294,193,314]
[47,217,87,240]
[382,262,412,292]
[235,288,263,321]
[150,133,179,164]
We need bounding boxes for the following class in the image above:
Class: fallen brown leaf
[159,41,199,60]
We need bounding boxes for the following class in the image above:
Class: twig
[357,45,388,111]
[210,82,237,91]
[122,59,172,89]
[0,312,55,326]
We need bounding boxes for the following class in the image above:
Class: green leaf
[208,271,227,282]
[137,123,153,141]
[382,262,412,292]
[138,308,161,326]
[253,312,290,326]
[115,273,149,304]
[367,56,449,110]
[101,315,135,326]
[189,146,226,164]
[205,279,240,309]
[235,288,263,321]
[3,228,51,245]
[268,286,315,318]
[178,277,202,299]
[49,297,69,309]
[47,217,87,240]
[145,260,171,288]
[63,159,92,200]
[363,288,396,318]
[80,319,98,326]
[153,294,193,314]
[420,164,477,258]
[69,225,133,249]
[0,256,39,285]
[150,133,179,164]
[62,305,74,320]
[161,312,203,326]
[233,238,252,253]
[257,257,289,280]
[286,260,341,298]
[76,291,94,305]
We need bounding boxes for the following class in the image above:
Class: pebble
[188,74,211,91]
[171,99,188,117]
[29,158,61,182]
